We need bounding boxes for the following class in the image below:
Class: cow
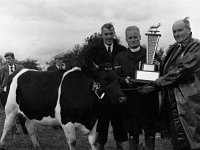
[0,63,126,150]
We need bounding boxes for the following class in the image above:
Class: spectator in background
[114,26,159,150]
[47,54,66,71]
[85,23,127,150]
[47,54,65,130]
[0,52,24,106]
[0,52,25,134]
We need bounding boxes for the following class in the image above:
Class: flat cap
[4,52,14,58]
[54,54,63,59]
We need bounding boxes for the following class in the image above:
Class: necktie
[10,66,14,72]
[108,46,111,55]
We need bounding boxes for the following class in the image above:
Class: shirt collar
[104,43,113,52]
[129,46,140,52]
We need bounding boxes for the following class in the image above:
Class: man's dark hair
[101,23,115,31]
[100,23,119,45]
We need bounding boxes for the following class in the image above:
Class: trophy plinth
[136,23,161,82]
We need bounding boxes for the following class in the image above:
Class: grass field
[0,108,173,150]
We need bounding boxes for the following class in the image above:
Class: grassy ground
[0,108,173,150]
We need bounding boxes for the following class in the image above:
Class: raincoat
[158,38,200,150]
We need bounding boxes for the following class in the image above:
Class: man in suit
[85,23,127,150]
[47,54,66,71]
[0,52,24,104]
[0,52,24,134]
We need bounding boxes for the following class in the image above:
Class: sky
[0,0,200,65]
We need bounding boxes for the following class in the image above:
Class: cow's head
[82,62,126,104]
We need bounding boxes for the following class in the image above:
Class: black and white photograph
[0,0,200,150]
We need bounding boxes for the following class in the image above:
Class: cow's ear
[81,65,95,77]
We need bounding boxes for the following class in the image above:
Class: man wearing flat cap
[0,52,24,106]
[47,54,66,71]
[0,52,25,135]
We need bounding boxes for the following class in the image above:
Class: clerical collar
[104,44,113,52]
[129,46,140,52]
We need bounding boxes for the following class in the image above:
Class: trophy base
[136,70,159,81]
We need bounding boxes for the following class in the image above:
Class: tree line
[0,32,166,70]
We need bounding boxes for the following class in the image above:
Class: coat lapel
[163,44,182,74]
[2,66,9,88]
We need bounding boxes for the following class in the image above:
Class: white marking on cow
[55,67,81,125]
[62,120,98,150]
[1,69,31,147]
[5,69,31,114]
[88,121,98,150]
[33,116,59,126]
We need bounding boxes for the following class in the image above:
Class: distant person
[114,26,159,150]
[0,52,25,134]
[143,17,200,150]
[47,54,65,130]
[85,23,127,150]
[47,54,66,71]
[0,52,24,106]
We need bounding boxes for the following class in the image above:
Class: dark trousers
[122,91,159,137]
[0,91,7,108]
[97,101,127,145]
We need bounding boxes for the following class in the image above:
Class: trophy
[136,23,161,82]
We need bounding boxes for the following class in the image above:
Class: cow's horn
[92,61,99,69]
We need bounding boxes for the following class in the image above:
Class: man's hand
[153,59,160,65]
[154,76,164,88]
[125,76,133,86]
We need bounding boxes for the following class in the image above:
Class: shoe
[98,144,105,150]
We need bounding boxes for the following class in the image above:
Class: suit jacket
[0,64,24,94]
[85,41,126,67]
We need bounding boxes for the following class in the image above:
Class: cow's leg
[88,120,98,150]
[25,119,41,150]
[0,111,17,148]
[18,113,28,134]
[62,122,76,150]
